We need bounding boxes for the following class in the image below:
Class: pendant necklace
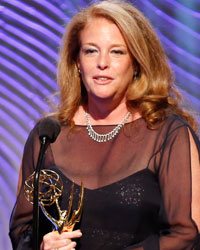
[85,110,131,143]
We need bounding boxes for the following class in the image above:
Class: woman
[9,0,200,249]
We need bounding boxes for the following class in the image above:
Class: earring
[133,72,137,80]
[78,69,81,74]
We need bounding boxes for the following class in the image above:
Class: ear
[76,55,80,70]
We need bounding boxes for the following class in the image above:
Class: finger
[57,241,77,250]
[42,230,82,249]
[42,234,72,249]
[54,230,82,240]
[42,238,73,249]
[48,240,76,250]
[44,229,82,241]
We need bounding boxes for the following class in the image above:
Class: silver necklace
[85,110,131,143]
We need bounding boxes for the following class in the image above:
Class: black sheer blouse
[9,115,200,249]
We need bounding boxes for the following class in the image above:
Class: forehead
[79,17,127,45]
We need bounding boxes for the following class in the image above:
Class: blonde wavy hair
[56,0,197,131]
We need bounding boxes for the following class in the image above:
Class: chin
[89,90,113,99]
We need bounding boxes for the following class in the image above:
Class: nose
[97,52,109,70]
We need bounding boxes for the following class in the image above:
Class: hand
[40,229,82,250]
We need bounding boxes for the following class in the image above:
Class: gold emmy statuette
[24,169,84,233]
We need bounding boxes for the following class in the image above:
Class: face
[77,17,135,104]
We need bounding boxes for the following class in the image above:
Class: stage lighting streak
[148,0,200,21]
[156,32,200,79]
[0,106,30,138]
[143,0,200,40]
[179,89,200,110]
[0,155,19,187]
[0,141,20,173]
[0,200,15,233]
[0,203,15,250]
[0,81,48,123]
[0,140,21,173]
[0,107,30,143]
[136,0,200,107]
[158,32,200,65]
[0,175,17,210]
[60,0,87,13]
[0,85,42,121]
[0,131,23,168]
[170,61,200,89]
[0,123,24,155]
[0,201,14,228]
[0,156,18,194]
[1,59,53,99]
[4,0,65,34]
[3,8,62,43]
[2,34,57,77]
[1,46,57,91]
[33,0,69,20]
[4,24,58,61]
[165,0,200,18]
[0,121,24,150]
[0,98,37,133]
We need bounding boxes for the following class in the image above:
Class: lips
[93,75,113,84]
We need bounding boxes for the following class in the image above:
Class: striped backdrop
[0,0,199,249]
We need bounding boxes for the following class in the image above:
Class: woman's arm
[157,125,200,249]
[124,120,200,250]
[190,130,200,232]
[9,126,39,249]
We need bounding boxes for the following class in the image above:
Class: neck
[73,98,142,126]
[86,98,131,125]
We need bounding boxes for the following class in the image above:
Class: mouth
[93,75,113,84]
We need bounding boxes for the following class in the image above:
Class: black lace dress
[9,115,200,249]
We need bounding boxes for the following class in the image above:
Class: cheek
[80,63,94,89]
[113,59,133,73]
[120,64,134,87]
[81,61,94,77]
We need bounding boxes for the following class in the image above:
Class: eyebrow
[81,42,127,48]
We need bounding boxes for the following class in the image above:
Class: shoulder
[159,115,192,136]
[163,114,189,128]
[159,115,200,150]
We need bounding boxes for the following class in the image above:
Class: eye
[111,49,124,55]
[83,48,97,54]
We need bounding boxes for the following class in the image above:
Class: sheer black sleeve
[9,117,200,250]
[157,119,200,249]
[9,124,49,250]
[124,118,200,250]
